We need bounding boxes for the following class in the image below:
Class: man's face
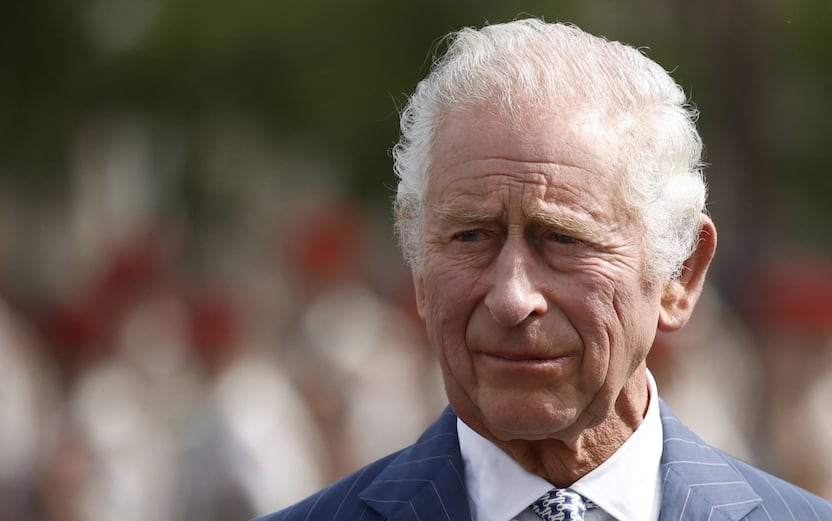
[413,106,665,443]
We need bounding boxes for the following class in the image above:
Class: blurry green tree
[0,0,829,278]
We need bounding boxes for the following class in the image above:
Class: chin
[488,412,577,442]
[465,390,583,442]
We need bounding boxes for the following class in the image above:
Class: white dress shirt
[458,371,663,521]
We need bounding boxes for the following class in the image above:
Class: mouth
[474,350,576,369]
[479,351,558,362]
[468,344,579,385]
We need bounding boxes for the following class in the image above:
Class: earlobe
[658,214,717,331]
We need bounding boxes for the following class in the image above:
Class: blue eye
[549,232,578,244]
[455,230,486,242]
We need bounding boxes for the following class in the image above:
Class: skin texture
[413,105,716,486]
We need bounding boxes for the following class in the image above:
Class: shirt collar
[570,370,663,521]
[458,370,663,521]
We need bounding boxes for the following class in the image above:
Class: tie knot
[530,488,590,521]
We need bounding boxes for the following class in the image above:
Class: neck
[488,370,650,487]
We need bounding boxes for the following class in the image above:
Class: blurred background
[1,1,831,519]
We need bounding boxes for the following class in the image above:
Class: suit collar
[359,403,765,521]
[658,401,762,521]
[359,407,472,521]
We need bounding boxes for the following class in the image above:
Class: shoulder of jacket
[717,452,832,518]
[253,449,405,521]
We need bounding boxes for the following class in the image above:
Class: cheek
[561,273,654,371]
[420,263,486,399]
[565,292,614,384]
[421,261,481,343]
[580,279,658,375]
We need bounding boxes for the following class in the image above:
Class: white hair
[392,19,707,283]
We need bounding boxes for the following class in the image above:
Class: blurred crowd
[0,201,446,521]
[0,116,831,521]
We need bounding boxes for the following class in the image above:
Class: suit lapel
[359,407,472,521]
[658,401,762,521]
[358,402,767,521]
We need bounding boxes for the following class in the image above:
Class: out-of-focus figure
[179,287,329,520]
[0,301,56,521]
[39,234,202,521]
[282,200,445,479]
[744,254,832,499]
[649,286,762,462]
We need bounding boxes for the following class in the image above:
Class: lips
[467,329,579,366]
[474,351,560,362]
[466,308,580,371]
[470,352,575,392]
[473,349,576,368]
[476,350,563,362]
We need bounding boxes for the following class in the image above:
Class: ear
[413,272,427,320]
[658,214,717,331]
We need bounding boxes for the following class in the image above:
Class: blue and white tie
[530,488,592,521]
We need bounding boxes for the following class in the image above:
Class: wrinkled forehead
[430,100,626,185]
[425,100,643,236]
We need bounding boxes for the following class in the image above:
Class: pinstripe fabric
[253,407,471,521]
[658,400,832,521]
[255,403,832,521]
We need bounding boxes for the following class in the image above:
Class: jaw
[447,362,650,485]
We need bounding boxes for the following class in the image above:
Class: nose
[484,239,548,327]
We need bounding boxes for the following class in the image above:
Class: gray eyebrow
[526,210,602,238]
[430,204,503,224]
[430,204,604,241]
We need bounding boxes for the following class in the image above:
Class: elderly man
[258,19,832,521]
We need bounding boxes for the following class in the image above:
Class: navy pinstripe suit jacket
[257,402,832,521]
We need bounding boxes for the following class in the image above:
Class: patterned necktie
[530,488,591,521]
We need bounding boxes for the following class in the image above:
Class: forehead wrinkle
[482,156,601,179]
